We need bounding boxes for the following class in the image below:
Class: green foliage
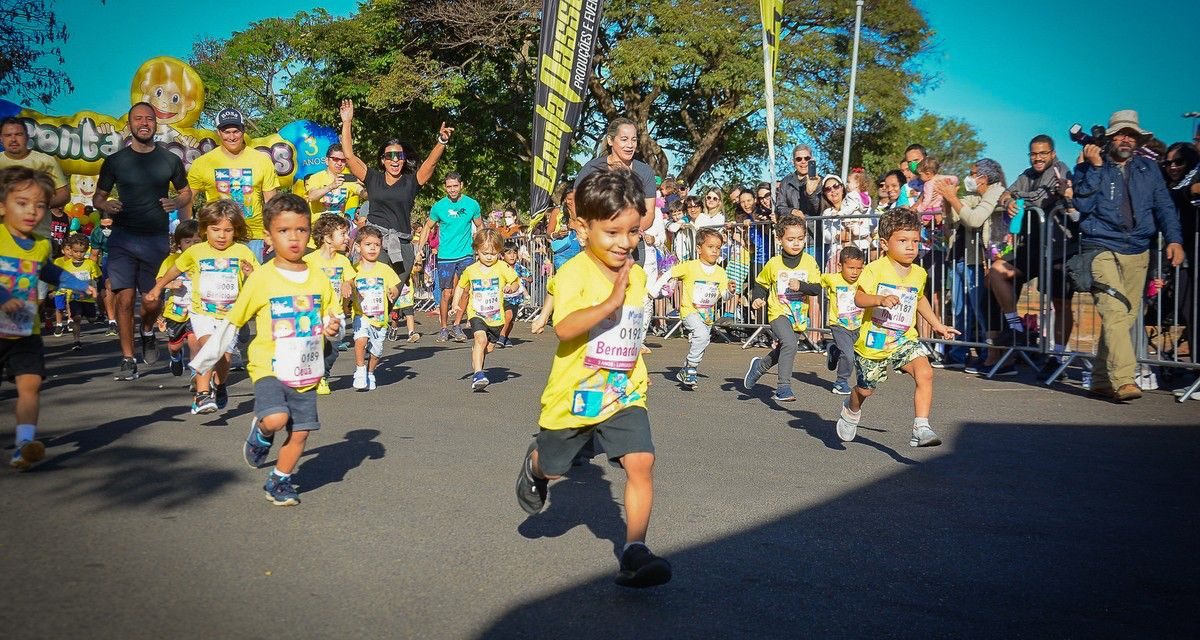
[0,0,72,106]
[857,111,986,180]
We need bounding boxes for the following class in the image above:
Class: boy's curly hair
[312,213,351,248]
[63,232,90,252]
[878,207,922,241]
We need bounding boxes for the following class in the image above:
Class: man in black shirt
[93,102,192,380]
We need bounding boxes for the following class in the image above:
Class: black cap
[216,108,245,131]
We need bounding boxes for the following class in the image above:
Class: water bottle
[1009,198,1026,234]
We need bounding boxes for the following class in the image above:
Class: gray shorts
[536,407,654,476]
[253,377,320,432]
[354,316,385,358]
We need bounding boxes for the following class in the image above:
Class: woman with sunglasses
[1162,142,1200,393]
[338,99,453,289]
[776,144,822,220]
[693,187,726,229]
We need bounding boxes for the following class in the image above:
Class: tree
[857,111,985,180]
[189,12,331,135]
[0,0,72,105]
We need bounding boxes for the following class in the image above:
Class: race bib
[215,168,256,218]
[197,258,240,311]
[835,285,862,327]
[470,277,501,324]
[692,280,720,309]
[776,269,810,328]
[397,283,414,308]
[871,283,919,332]
[584,305,644,371]
[0,300,37,337]
[169,275,192,318]
[269,294,325,388]
[357,277,386,318]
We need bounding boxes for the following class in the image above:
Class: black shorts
[107,229,169,293]
[535,407,654,476]
[0,335,46,381]
[394,305,414,321]
[69,301,96,319]
[469,317,501,344]
[164,318,192,347]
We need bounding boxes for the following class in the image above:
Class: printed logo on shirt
[0,256,40,336]
[269,294,325,388]
[214,168,255,218]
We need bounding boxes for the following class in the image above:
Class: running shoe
[191,391,217,415]
[910,425,942,447]
[472,371,490,391]
[71,341,83,352]
[9,440,46,471]
[436,328,450,343]
[264,474,299,506]
[772,385,796,402]
[836,402,859,442]
[831,380,852,395]
[451,325,468,342]
[114,357,139,381]
[316,377,331,395]
[825,341,838,371]
[743,356,764,391]
[353,367,368,391]
[677,366,697,389]
[368,373,377,391]
[170,353,184,377]
[214,383,228,410]
[53,323,64,337]
[141,332,160,365]
[614,544,672,588]
[515,441,548,515]
[66,318,75,333]
[105,321,118,337]
[244,417,274,468]
[407,332,421,343]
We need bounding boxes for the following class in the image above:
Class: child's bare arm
[917,296,959,339]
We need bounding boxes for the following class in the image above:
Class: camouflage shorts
[854,339,931,390]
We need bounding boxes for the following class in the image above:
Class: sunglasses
[1164,158,1188,167]
[382,151,406,161]
[824,184,843,191]
[793,156,810,162]
[704,195,720,201]
[328,156,347,162]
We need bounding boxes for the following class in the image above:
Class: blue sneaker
[831,380,852,395]
[676,366,698,389]
[743,357,764,391]
[772,385,796,402]
[214,383,228,410]
[243,417,274,469]
[263,474,299,506]
[472,371,490,391]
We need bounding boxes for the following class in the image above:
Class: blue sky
[23,0,1200,182]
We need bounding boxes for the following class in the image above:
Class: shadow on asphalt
[37,404,191,472]
[479,421,1200,639]
[293,428,386,493]
[517,461,625,558]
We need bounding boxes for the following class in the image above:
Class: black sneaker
[141,333,160,365]
[214,383,229,410]
[614,544,672,588]
[71,341,83,351]
[825,342,839,371]
[170,353,184,377]
[515,441,548,515]
[114,357,139,381]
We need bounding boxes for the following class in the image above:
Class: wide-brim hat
[1105,109,1151,142]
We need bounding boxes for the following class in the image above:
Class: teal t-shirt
[429,195,482,261]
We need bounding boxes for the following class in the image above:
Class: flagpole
[764,36,777,204]
[840,0,864,181]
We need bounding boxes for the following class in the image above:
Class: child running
[221,193,340,506]
[0,167,93,470]
[350,225,399,391]
[51,233,101,350]
[821,245,865,395]
[652,227,731,389]
[499,240,529,347]
[157,220,201,378]
[451,228,519,391]
[146,201,257,413]
[835,208,959,448]
[742,215,823,402]
[515,167,671,588]
[304,213,354,395]
[89,214,117,336]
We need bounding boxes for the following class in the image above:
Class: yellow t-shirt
[156,253,191,323]
[668,260,728,325]
[853,257,927,360]
[755,252,822,329]
[0,151,67,189]
[303,170,362,217]
[352,260,401,328]
[545,274,557,297]
[53,257,101,303]
[173,242,260,319]
[396,275,417,309]
[187,147,280,240]
[821,272,863,331]
[0,227,51,338]
[304,251,356,310]
[226,261,335,392]
[457,260,518,327]
[539,254,649,431]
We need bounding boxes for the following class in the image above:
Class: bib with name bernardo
[174,242,258,320]
[459,261,518,328]
[225,262,335,392]
[269,294,325,387]
[669,260,728,325]
[821,272,863,330]
[539,254,649,431]
[854,256,927,360]
[0,231,50,338]
[756,253,821,330]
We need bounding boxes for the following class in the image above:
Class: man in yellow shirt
[186,108,278,260]
[303,143,361,218]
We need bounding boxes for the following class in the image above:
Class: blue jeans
[947,260,984,362]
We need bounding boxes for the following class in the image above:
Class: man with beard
[1073,110,1184,401]
[0,117,70,238]
[94,102,192,380]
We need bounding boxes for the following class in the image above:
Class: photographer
[1073,110,1184,401]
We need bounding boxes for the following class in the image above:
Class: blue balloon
[279,120,340,182]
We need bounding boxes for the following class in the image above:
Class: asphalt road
[2,319,1197,639]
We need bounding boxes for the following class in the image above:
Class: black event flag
[530,0,606,216]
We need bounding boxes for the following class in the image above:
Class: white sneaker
[353,366,368,390]
[836,404,859,442]
[909,425,942,447]
[367,373,377,391]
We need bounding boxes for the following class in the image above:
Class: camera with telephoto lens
[1068,123,1108,148]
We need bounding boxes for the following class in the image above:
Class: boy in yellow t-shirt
[228,194,339,507]
[157,220,201,378]
[652,227,732,389]
[451,228,519,391]
[836,208,959,448]
[742,215,823,403]
[304,213,355,395]
[350,226,400,392]
[515,168,671,589]
[820,245,865,396]
[51,233,101,349]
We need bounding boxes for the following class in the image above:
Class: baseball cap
[216,108,245,131]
